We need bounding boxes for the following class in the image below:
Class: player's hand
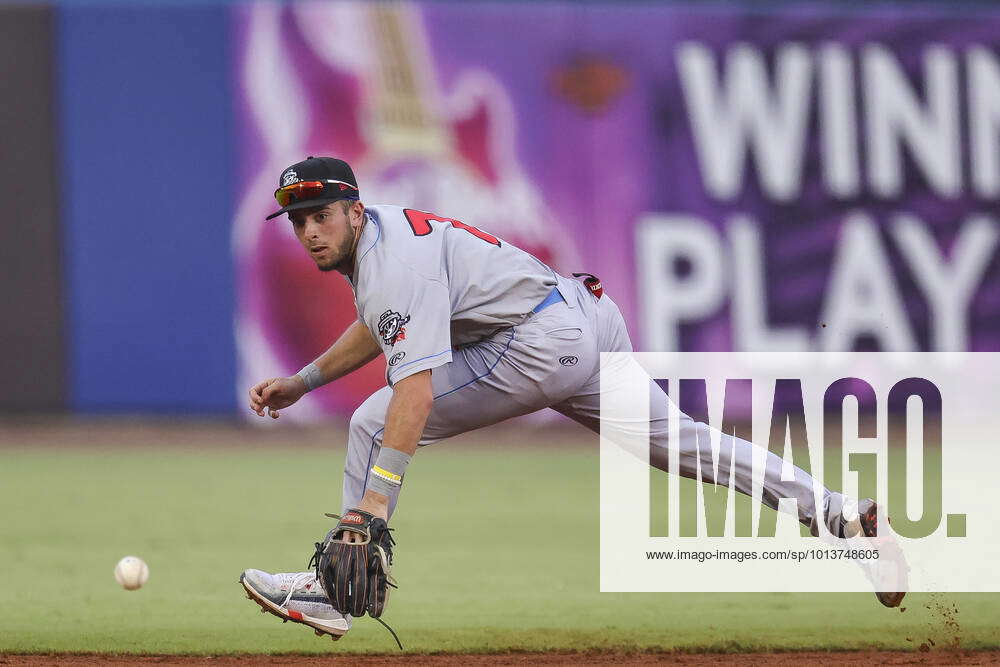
[248,376,307,419]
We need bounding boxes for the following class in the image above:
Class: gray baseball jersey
[349,204,558,385]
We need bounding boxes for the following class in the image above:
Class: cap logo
[281,170,299,187]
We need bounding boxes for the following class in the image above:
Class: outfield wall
[1,1,998,415]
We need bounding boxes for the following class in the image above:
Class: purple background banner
[234,2,1000,416]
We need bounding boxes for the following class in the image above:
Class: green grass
[1,433,997,655]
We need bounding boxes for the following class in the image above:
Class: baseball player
[240,157,904,643]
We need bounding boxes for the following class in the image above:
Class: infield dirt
[3,651,1000,665]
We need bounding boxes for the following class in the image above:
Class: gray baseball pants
[341,276,847,534]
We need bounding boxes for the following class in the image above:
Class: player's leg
[341,386,394,514]
[553,376,849,535]
[553,371,906,604]
[550,288,850,536]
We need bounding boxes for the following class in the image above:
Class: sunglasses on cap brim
[273,179,359,207]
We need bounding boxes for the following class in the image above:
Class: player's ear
[348,200,364,227]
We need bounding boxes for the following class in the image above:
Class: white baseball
[114,556,149,591]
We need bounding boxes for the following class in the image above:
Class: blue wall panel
[59,6,235,413]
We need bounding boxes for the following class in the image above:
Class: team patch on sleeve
[378,309,411,347]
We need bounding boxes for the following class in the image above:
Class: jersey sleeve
[363,268,453,386]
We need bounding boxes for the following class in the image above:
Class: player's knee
[348,408,376,441]
[348,389,391,443]
[348,401,384,444]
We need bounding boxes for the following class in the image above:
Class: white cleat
[239,569,351,640]
[855,499,907,608]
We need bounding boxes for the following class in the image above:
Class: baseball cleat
[853,499,907,608]
[239,569,351,640]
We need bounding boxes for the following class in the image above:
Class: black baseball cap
[266,156,360,220]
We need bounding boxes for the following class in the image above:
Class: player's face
[289,202,360,274]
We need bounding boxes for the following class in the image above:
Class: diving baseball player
[239,157,904,643]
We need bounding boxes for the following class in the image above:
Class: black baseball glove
[310,509,396,619]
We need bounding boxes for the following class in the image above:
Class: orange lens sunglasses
[274,179,358,207]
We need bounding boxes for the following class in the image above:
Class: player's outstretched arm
[248,319,381,418]
[355,369,433,519]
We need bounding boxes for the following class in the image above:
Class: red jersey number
[403,209,501,247]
